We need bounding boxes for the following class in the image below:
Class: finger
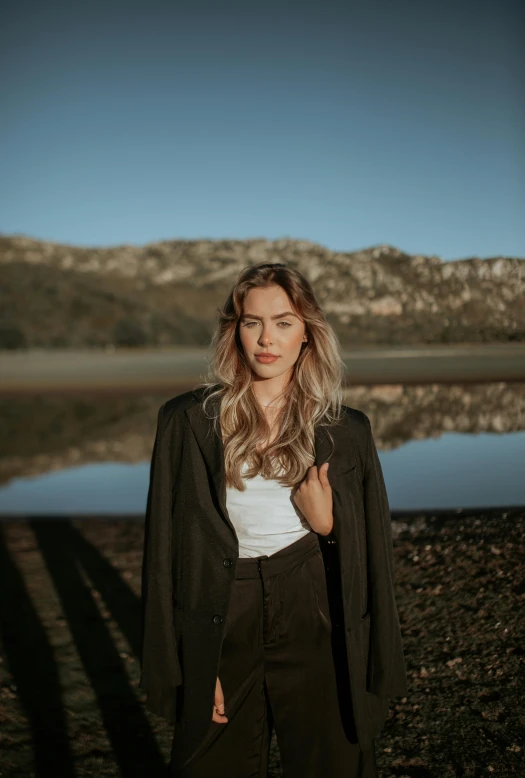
[215,677,224,714]
[212,707,229,723]
[319,462,330,483]
[212,705,228,723]
[307,465,318,480]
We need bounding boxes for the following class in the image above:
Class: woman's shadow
[0,519,168,777]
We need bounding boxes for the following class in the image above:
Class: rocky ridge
[1,234,524,348]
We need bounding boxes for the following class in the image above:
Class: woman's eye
[242,321,291,327]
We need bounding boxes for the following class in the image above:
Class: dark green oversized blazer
[140,385,408,761]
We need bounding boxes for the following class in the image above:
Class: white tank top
[225,461,312,558]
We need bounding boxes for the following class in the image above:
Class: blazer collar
[184,387,340,535]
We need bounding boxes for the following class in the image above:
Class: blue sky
[1,0,524,260]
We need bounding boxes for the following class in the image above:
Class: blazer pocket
[330,462,357,480]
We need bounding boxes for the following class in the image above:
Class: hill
[1,235,523,348]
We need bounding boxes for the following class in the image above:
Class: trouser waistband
[234,531,320,580]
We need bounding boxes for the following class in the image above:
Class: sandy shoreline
[1,343,525,393]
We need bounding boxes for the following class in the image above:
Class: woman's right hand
[212,676,228,723]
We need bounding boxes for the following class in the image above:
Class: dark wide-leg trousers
[169,530,378,778]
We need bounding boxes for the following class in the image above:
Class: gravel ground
[0,508,523,778]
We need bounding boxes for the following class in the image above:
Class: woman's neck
[251,376,290,410]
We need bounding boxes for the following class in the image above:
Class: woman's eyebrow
[241,311,298,320]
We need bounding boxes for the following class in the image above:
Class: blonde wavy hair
[194,262,346,490]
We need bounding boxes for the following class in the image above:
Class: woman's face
[238,285,307,383]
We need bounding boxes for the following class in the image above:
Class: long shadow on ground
[0,526,76,777]
[0,518,168,777]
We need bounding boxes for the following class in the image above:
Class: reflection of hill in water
[346,382,525,449]
[0,382,524,485]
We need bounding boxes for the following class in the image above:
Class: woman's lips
[255,354,279,363]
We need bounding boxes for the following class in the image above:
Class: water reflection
[0,382,524,513]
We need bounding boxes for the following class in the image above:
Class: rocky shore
[0,507,523,777]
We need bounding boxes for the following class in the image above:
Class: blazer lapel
[184,388,340,538]
[184,391,232,533]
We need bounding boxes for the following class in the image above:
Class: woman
[140,262,408,777]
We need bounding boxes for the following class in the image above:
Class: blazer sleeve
[363,414,408,698]
[139,402,182,722]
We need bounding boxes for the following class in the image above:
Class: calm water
[0,382,524,515]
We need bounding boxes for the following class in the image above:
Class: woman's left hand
[292,463,333,536]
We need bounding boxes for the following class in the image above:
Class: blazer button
[223,558,232,567]
[212,614,224,625]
